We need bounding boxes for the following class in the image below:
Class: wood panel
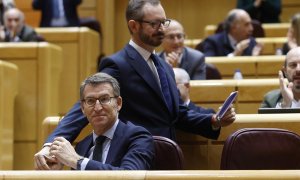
[190,79,279,113]
[35,27,100,116]
[0,42,62,170]
[0,61,18,170]
[204,56,285,79]
[1,170,300,180]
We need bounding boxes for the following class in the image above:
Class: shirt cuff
[80,158,89,170]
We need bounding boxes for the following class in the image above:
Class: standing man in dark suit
[173,68,215,114]
[159,19,206,80]
[202,9,262,57]
[34,0,236,170]
[38,73,154,170]
[32,0,81,27]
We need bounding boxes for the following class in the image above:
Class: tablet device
[216,91,238,119]
[258,108,300,114]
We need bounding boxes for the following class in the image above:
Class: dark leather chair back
[215,20,265,38]
[206,63,222,79]
[221,128,300,170]
[152,136,185,170]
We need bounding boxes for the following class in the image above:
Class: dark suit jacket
[188,101,215,114]
[158,47,206,80]
[202,31,257,57]
[46,44,220,144]
[75,120,154,170]
[260,89,282,108]
[237,0,281,23]
[32,0,81,27]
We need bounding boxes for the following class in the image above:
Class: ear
[184,82,190,89]
[128,20,139,34]
[282,66,287,78]
[116,96,122,111]
[80,101,86,115]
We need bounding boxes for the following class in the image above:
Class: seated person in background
[202,9,262,57]
[36,72,154,170]
[32,0,81,27]
[0,8,38,42]
[174,67,215,114]
[158,19,206,80]
[0,0,15,25]
[261,47,300,108]
[282,13,300,55]
[237,0,281,23]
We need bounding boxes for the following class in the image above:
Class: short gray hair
[173,68,190,84]
[80,73,120,100]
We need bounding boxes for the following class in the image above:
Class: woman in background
[282,13,300,55]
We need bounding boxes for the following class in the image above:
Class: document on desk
[216,91,238,119]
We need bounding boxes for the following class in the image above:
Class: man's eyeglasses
[165,33,185,40]
[82,96,118,107]
[137,19,171,29]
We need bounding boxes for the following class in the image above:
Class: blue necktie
[52,0,60,18]
[151,54,173,112]
[92,136,106,162]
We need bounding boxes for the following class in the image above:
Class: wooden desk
[205,55,285,79]
[190,79,279,113]
[35,27,100,116]
[0,61,18,170]
[0,42,62,170]
[1,170,300,180]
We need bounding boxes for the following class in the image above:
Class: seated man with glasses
[158,19,206,80]
[38,72,154,170]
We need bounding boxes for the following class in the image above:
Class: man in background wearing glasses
[39,72,154,170]
[35,0,236,170]
[159,19,206,80]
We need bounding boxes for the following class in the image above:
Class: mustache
[154,31,164,36]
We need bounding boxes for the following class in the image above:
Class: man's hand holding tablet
[211,91,238,129]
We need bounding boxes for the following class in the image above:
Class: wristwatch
[76,157,84,170]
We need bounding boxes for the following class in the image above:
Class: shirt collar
[92,119,119,143]
[129,39,155,61]
[227,34,237,49]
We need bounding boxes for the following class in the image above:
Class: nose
[93,100,103,111]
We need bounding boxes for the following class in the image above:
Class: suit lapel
[125,44,166,101]
[222,32,234,54]
[76,134,93,158]
[179,48,190,70]
[105,121,124,164]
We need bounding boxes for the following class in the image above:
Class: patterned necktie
[150,53,173,112]
[92,135,106,162]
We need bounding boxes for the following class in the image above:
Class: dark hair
[223,11,237,32]
[125,0,160,34]
[126,0,160,22]
[80,73,120,100]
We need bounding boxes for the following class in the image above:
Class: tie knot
[150,53,159,66]
[95,135,106,145]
